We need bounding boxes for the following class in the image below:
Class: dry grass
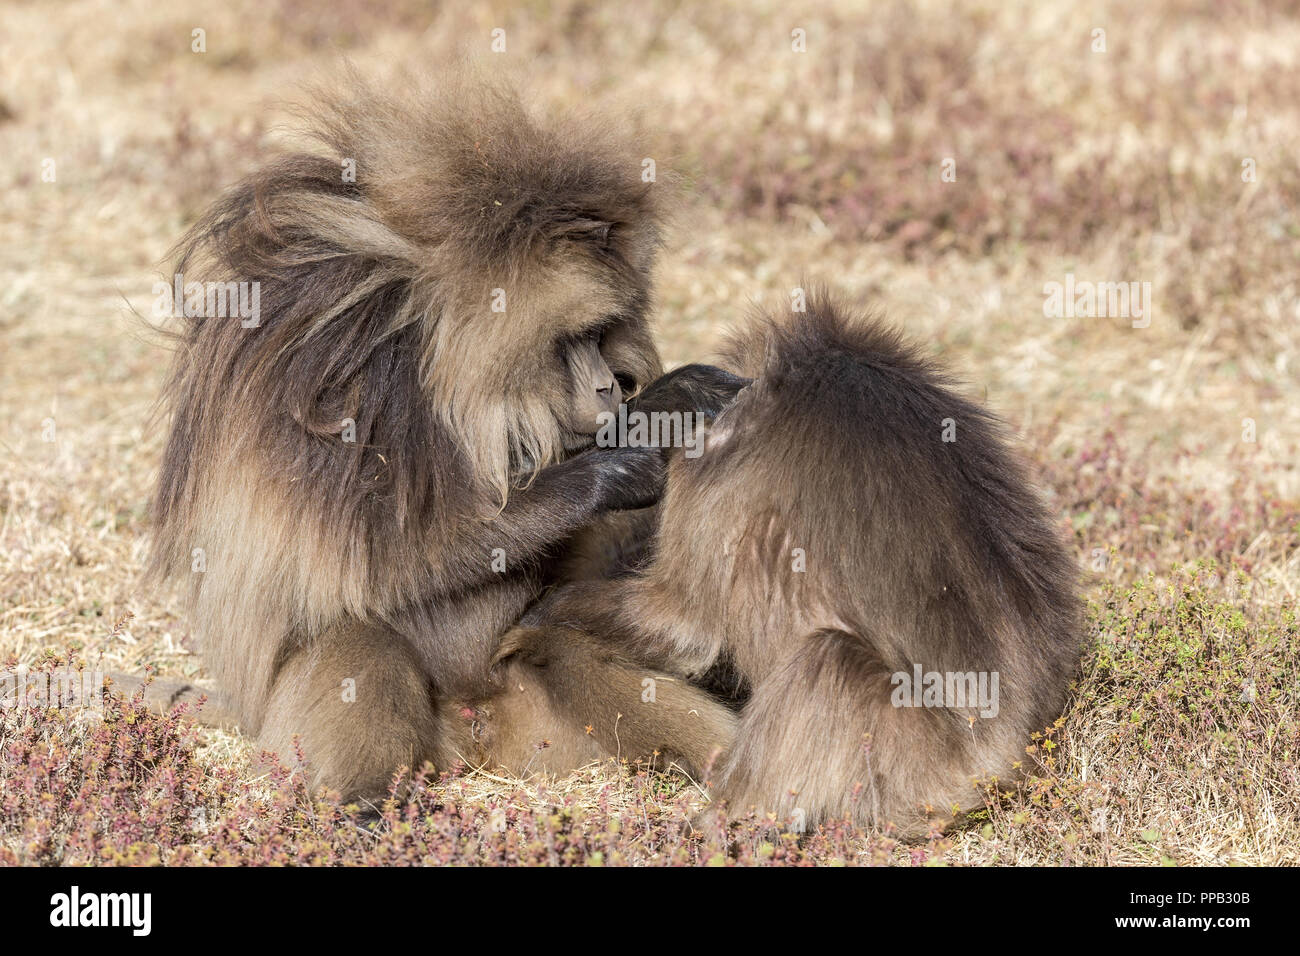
[1,0,1297,864]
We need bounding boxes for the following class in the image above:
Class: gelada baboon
[482,293,1080,832]
[145,73,740,800]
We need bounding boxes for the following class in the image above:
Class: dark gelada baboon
[484,293,1080,833]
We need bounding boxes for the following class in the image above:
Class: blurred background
[1,0,1298,864]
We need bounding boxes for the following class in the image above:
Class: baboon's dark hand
[633,364,751,419]
[590,444,666,512]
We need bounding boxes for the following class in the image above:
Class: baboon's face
[562,331,622,437]
[518,223,661,451]
[422,214,663,487]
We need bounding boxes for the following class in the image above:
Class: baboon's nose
[570,372,623,436]
[597,377,621,407]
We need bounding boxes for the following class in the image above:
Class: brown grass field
[1,0,1298,865]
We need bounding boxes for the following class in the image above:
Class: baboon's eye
[558,218,615,248]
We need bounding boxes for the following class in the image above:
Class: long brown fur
[505,292,1081,833]
[458,625,736,779]
[147,73,683,800]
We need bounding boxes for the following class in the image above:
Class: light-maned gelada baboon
[478,293,1080,833]
[146,73,742,800]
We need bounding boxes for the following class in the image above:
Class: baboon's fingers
[591,444,667,512]
[632,364,751,419]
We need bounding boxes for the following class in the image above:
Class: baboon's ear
[758,336,788,391]
[553,218,614,246]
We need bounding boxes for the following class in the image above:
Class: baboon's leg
[715,628,977,835]
[463,659,607,776]
[258,620,451,803]
[105,673,239,729]
[479,625,737,779]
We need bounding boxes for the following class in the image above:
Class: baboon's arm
[469,443,666,568]
[523,576,719,679]
[437,365,748,594]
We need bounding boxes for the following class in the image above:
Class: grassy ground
[1,0,1297,865]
